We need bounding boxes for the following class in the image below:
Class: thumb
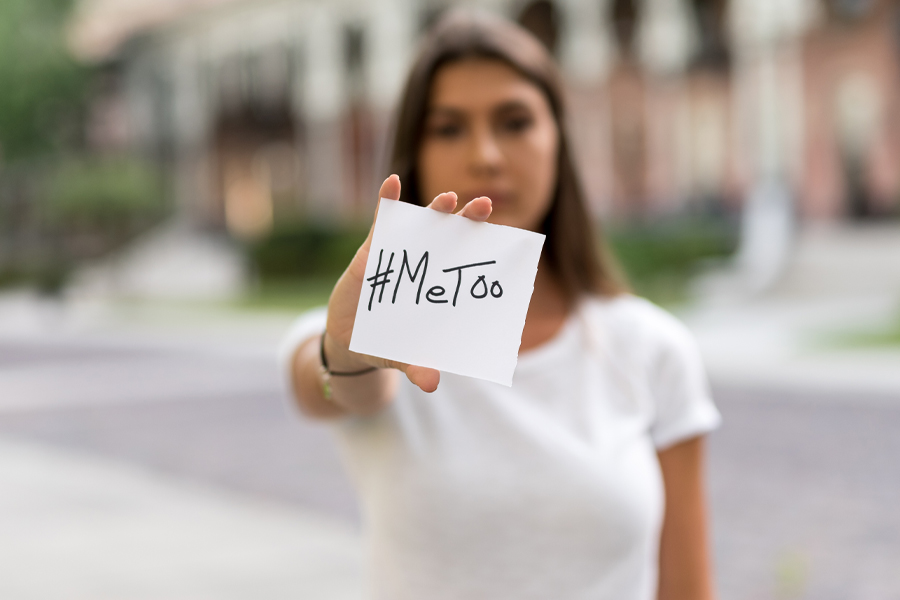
[379,174,401,202]
[349,174,402,280]
[366,174,401,243]
[405,364,441,393]
[375,357,440,393]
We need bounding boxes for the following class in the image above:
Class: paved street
[1,316,899,599]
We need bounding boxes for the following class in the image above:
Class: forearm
[657,437,716,600]
[290,333,396,419]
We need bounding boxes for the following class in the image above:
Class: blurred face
[417,58,559,231]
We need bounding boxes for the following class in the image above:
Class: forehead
[428,58,548,110]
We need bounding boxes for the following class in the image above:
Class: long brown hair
[388,9,627,299]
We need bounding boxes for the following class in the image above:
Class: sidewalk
[683,223,900,400]
[0,290,365,600]
[1,284,898,599]
[0,437,363,600]
[682,292,900,400]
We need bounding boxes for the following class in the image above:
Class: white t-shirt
[278,294,720,600]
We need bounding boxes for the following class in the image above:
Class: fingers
[456,196,492,221]
[427,191,458,213]
[428,192,492,222]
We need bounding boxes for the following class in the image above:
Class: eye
[426,119,464,139]
[499,113,533,134]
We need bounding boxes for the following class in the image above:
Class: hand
[324,174,492,393]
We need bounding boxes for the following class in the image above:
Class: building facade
[70,0,900,239]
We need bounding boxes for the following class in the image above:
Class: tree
[0,0,87,162]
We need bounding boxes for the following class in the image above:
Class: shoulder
[582,295,719,447]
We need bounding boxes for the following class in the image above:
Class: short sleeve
[645,309,721,450]
[276,306,327,398]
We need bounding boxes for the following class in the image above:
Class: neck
[520,261,571,351]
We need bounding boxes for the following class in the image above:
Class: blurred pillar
[560,0,617,82]
[558,0,617,215]
[365,0,414,197]
[728,0,819,292]
[169,39,215,228]
[302,5,347,219]
[637,0,698,74]
[636,0,698,214]
[834,72,883,219]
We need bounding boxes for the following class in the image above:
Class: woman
[280,10,720,600]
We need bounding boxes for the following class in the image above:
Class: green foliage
[608,218,738,304]
[44,157,164,224]
[826,309,900,348]
[0,263,69,295]
[247,222,369,281]
[244,217,738,307]
[0,0,87,160]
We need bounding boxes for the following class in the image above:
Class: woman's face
[417,58,559,231]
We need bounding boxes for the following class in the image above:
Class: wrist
[322,330,371,372]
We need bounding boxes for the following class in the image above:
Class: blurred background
[1,0,899,598]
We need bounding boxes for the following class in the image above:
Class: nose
[467,122,503,177]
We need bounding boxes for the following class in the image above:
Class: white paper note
[349,198,545,386]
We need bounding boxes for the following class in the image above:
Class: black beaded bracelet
[319,333,378,400]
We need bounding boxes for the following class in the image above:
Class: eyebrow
[426,99,533,118]
[425,106,465,119]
